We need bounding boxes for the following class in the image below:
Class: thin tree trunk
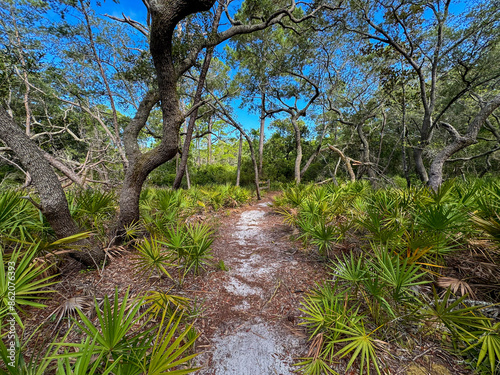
[173,46,215,189]
[185,163,191,189]
[327,145,356,182]
[291,117,302,185]
[212,100,261,199]
[236,133,242,187]
[401,84,410,188]
[356,123,376,183]
[258,92,266,176]
[300,123,327,179]
[0,108,105,267]
[207,116,212,165]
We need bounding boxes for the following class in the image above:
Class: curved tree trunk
[116,1,216,235]
[428,94,500,190]
[116,90,162,235]
[0,108,105,267]
[327,145,356,182]
[414,112,433,183]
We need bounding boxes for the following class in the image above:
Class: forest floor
[192,194,326,374]
[23,192,471,374]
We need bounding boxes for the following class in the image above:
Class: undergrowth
[0,184,253,374]
[274,179,500,374]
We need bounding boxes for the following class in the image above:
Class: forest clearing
[1,0,500,373]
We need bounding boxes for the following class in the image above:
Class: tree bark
[356,123,376,183]
[258,92,266,176]
[427,93,500,190]
[0,108,105,267]
[116,90,160,236]
[327,145,356,182]
[115,1,216,235]
[291,116,303,185]
[236,133,242,187]
[115,0,323,235]
[207,116,212,165]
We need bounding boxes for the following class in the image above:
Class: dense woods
[1,0,499,374]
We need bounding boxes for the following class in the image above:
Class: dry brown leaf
[437,277,476,299]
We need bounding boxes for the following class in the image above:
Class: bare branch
[105,13,149,37]
[447,146,500,162]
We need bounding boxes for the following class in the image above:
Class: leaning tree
[114,0,337,237]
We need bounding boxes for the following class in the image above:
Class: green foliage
[288,180,500,373]
[143,290,190,318]
[0,245,58,327]
[300,282,356,340]
[191,164,238,186]
[298,219,338,256]
[133,235,173,279]
[69,189,116,231]
[0,333,54,375]
[371,246,428,305]
[54,337,119,375]
[421,288,491,345]
[0,191,46,243]
[1,288,200,374]
[333,321,381,375]
[464,321,500,374]
[73,289,151,359]
[137,309,199,375]
[471,214,500,245]
[184,223,214,275]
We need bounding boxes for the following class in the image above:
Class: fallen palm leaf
[437,277,476,299]
[51,296,94,330]
[104,246,130,260]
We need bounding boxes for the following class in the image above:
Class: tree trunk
[427,94,500,190]
[258,92,266,176]
[173,46,215,189]
[300,123,327,179]
[116,1,216,233]
[207,116,212,165]
[0,108,105,267]
[291,117,302,185]
[116,90,162,236]
[356,123,376,183]
[401,84,411,188]
[327,145,356,182]
[236,133,242,186]
[185,163,191,189]
[413,112,433,183]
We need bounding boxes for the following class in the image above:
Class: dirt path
[192,196,326,374]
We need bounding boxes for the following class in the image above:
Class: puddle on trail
[199,320,301,375]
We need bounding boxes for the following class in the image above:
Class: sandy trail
[194,197,325,375]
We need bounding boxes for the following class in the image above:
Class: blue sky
[93,0,472,139]
[95,0,269,133]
